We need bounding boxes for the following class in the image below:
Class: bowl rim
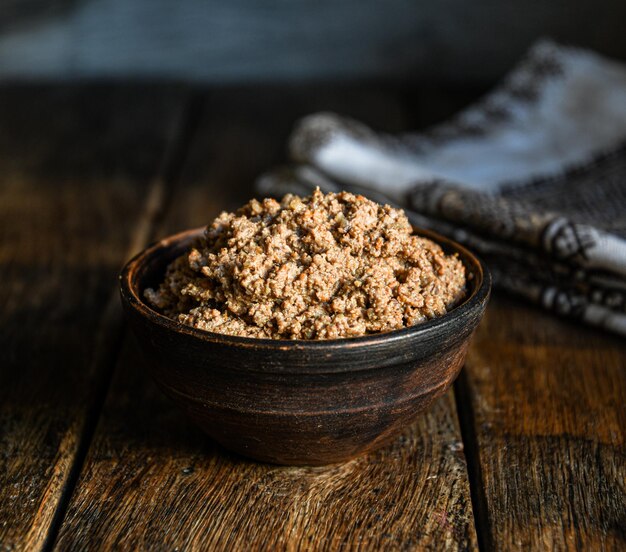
[120,226,491,350]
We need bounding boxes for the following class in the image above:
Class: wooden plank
[0,85,188,551]
[55,85,479,550]
[459,294,626,550]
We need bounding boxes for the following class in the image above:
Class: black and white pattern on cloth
[257,40,626,336]
[400,40,567,151]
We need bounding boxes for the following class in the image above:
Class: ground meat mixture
[145,189,466,339]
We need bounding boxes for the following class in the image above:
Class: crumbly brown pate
[145,189,466,339]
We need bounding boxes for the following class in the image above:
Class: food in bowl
[144,189,466,339]
[120,218,490,464]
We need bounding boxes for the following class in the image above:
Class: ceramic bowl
[120,227,490,465]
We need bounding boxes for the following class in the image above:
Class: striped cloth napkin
[257,40,626,336]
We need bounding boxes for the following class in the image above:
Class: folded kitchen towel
[256,40,626,336]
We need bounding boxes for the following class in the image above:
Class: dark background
[1,0,625,85]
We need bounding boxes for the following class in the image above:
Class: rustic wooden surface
[460,296,626,551]
[0,85,624,551]
[54,87,478,551]
[0,85,188,551]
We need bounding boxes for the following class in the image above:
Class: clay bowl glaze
[120,227,491,466]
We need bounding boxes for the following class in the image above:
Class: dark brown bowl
[120,227,490,466]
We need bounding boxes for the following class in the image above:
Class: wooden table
[1,84,624,551]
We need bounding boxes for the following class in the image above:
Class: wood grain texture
[0,85,187,551]
[57,343,476,551]
[460,294,626,550]
[55,86,479,550]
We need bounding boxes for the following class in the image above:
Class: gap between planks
[454,369,493,552]
[41,91,205,552]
